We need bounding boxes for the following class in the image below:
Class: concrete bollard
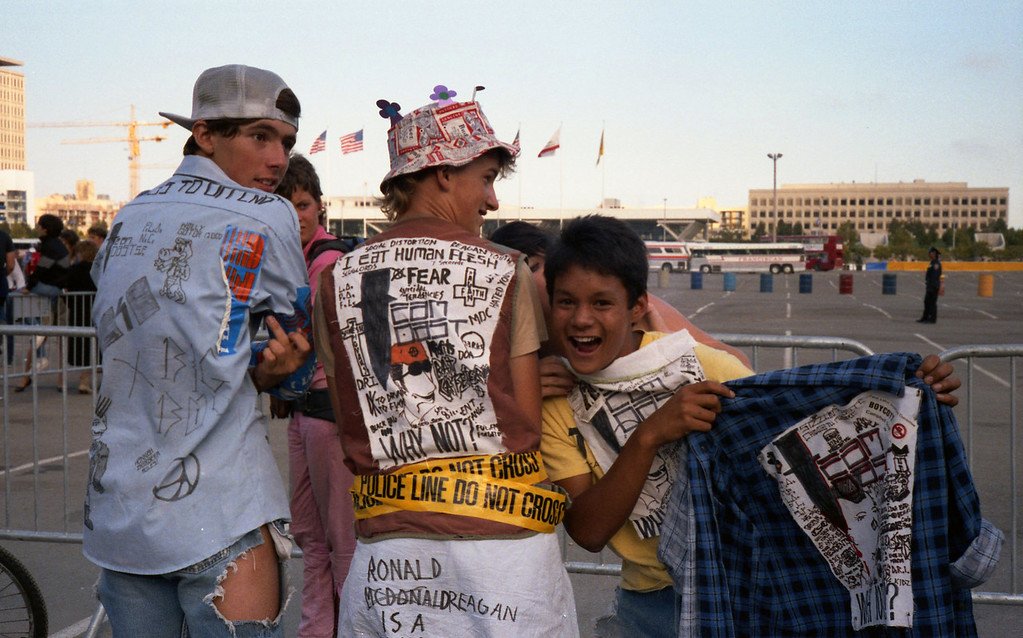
[658,267,670,289]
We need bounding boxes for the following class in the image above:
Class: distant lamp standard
[767,152,783,240]
[662,198,667,240]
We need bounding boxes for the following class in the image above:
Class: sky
[6,1,1022,227]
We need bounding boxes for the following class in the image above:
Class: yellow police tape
[351,451,568,534]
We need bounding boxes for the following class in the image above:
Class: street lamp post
[662,198,667,240]
[767,152,783,241]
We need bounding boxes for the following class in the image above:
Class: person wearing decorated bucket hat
[314,88,579,636]
[85,64,313,636]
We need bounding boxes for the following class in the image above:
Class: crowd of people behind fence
[5,63,995,637]
[0,216,105,393]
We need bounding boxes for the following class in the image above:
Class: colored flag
[340,129,364,154]
[512,127,520,148]
[309,130,327,154]
[538,127,560,158]
[596,129,605,166]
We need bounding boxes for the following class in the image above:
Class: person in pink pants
[274,154,356,637]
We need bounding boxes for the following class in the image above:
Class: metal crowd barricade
[940,344,1023,605]
[1,326,1020,620]
[0,324,97,545]
[713,333,875,368]
[563,337,1023,608]
[0,290,97,544]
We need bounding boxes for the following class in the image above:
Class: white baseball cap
[160,64,300,131]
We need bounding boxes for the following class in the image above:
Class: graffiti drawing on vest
[336,239,515,469]
[217,226,267,354]
[153,453,201,502]
[153,237,192,304]
[84,397,112,531]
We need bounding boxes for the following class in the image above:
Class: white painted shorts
[338,533,579,637]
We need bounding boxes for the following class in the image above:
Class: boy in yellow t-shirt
[539,215,752,637]
[539,215,962,637]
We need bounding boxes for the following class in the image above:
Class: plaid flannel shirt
[659,353,999,637]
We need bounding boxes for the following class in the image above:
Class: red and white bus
[645,241,691,273]
[772,234,844,271]
[687,242,806,274]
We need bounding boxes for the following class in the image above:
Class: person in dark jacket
[918,247,942,324]
[15,214,71,391]
[61,240,98,393]
[27,214,70,295]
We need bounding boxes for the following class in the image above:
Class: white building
[323,195,721,241]
[0,169,34,225]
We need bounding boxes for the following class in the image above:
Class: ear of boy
[191,121,216,156]
[629,293,649,330]
[434,166,455,192]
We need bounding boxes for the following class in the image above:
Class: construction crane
[28,105,173,199]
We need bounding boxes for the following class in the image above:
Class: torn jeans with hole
[97,523,291,638]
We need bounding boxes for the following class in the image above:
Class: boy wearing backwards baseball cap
[85,65,313,635]
[315,90,578,636]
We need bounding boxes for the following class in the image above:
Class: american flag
[340,129,364,154]
[309,130,327,154]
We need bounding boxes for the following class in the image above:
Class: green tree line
[745,219,1022,261]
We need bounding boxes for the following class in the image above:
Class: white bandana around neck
[567,329,705,539]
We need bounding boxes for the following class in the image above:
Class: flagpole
[326,128,333,199]
[361,125,368,200]
[600,122,606,207]
[517,122,522,220]
[559,122,564,216]
[559,157,564,216]
[517,172,523,221]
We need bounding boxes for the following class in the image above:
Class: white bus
[645,241,691,273]
[687,242,806,274]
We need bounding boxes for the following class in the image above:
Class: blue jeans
[97,526,288,638]
[4,297,47,364]
[615,586,681,638]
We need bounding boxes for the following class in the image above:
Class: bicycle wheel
[0,544,48,638]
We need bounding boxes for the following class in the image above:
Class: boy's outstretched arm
[556,380,734,552]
